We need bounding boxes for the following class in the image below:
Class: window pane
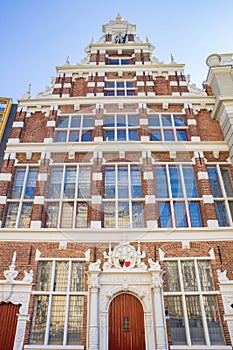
[118,167,129,198]
[70,116,81,128]
[69,131,79,142]
[104,202,116,228]
[169,167,183,198]
[155,166,169,198]
[117,82,124,88]
[203,295,225,345]
[77,167,91,199]
[105,116,114,127]
[215,201,229,226]
[151,130,161,141]
[186,296,205,344]
[106,82,115,88]
[81,130,92,142]
[128,116,137,126]
[83,117,93,127]
[122,59,130,65]
[128,129,138,141]
[54,261,69,291]
[76,203,88,228]
[49,295,66,344]
[164,129,175,141]
[71,262,85,292]
[46,203,59,228]
[37,261,53,291]
[61,202,74,228]
[117,90,125,96]
[117,116,126,126]
[105,168,115,199]
[64,167,76,198]
[208,167,223,197]
[189,202,202,227]
[30,295,49,344]
[48,168,63,198]
[56,131,67,142]
[221,168,233,196]
[25,168,38,199]
[57,117,69,128]
[174,202,187,227]
[12,169,25,198]
[197,260,214,291]
[131,167,142,198]
[118,202,130,228]
[177,130,187,141]
[165,261,180,292]
[67,296,84,344]
[126,81,134,88]
[183,167,198,198]
[5,203,19,228]
[159,202,171,227]
[174,116,185,126]
[149,116,160,126]
[117,129,126,141]
[105,130,114,141]
[167,296,186,345]
[162,116,172,126]
[19,203,32,228]
[181,261,198,291]
[132,202,144,227]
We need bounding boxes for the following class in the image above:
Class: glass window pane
[77,167,91,199]
[5,203,19,228]
[162,116,172,126]
[155,166,169,198]
[186,296,205,344]
[106,82,115,88]
[165,261,180,292]
[30,295,49,344]
[183,167,198,198]
[159,202,172,227]
[48,168,63,198]
[118,202,130,228]
[49,295,66,344]
[151,130,161,141]
[70,116,81,128]
[126,82,134,88]
[132,202,144,227]
[54,261,69,291]
[181,261,198,291]
[19,203,32,228]
[174,201,187,227]
[57,117,69,128]
[81,130,92,142]
[164,129,175,141]
[221,168,233,196]
[122,59,130,65]
[174,116,185,126]
[71,263,84,292]
[189,202,202,227]
[197,260,214,291]
[105,116,114,127]
[117,90,125,96]
[117,116,126,126]
[203,295,225,345]
[67,296,84,344]
[177,130,187,141]
[25,168,38,199]
[169,167,183,198]
[76,203,88,228]
[107,91,114,96]
[128,116,137,126]
[46,203,59,228]
[215,201,229,226]
[64,167,76,198]
[118,167,129,198]
[104,202,116,228]
[56,131,67,142]
[105,130,115,141]
[105,168,115,199]
[167,296,186,345]
[69,131,79,142]
[149,116,160,126]
[83,117,93,127]
[61,202,74,228]
[127,90,134,96]
[37,261,53,291]
[117,129,126,141]
[117,82,124,88]
[131,167,142,198]
[128,129,138,141]
[208,167,223,197]
[12,169,25,199]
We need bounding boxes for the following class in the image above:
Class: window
[207,165,233,226]
[109,58,131,65]
[103,114,138,141]
[154,165,202,228]
[55,115,93,142]
[148,114,187,141]
[103,165,144,228]
[164,259,225,346]
[45,165,91,228]
[105,80,135,96]
[4,167,38,228]
[0,101,7,112]
[30,260,85,345]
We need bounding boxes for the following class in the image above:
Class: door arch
[108,293,146,350]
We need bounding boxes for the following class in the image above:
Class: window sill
[24,346,84,350]
[170,345,231,350]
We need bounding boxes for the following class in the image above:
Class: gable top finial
[116,13,122,20]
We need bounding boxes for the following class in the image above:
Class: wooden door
[108,293,146,350]
[0,303,20,350]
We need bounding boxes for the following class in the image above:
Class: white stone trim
[202,194,214,203]
[97,82,105,87]
[141,136,150,142]
[54,83,62,88]
[0,196,7,204]
[34,196,45,205]
[137,81,144,86]
[91,221,101,228]
[88,82,95,87]
[87,93,95,97]
[95,119,103,126]
[207,219,219,229]
[30,220,42,229]
[63,83,72,88]
[96,93,104,97]
[38,173,48,182]
[187,119,197,126]
[0,173,12,182]
[92,196,102,204]
[145,195,156,204]
[146,81,154,86]
[94,136,103,142]
[44,138,53,143]
[147,92,155,96]
[191,136,201,142]
[12,121,24,128]
[170,81,178,86]
[140,118,148,125]
[144,171,154,180]
[172,92,180,96]
[46,120,56,127]
[147,220,158,228]
[93,172,102,181]
[198,171,209,180]
[138,92,146,96]
[62,94,70,98]
[8,138,20,144]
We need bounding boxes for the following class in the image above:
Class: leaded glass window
[103,114,138,141]
[30,260,85,346]
[55,114,93,142]
[148,114,188,141]
[164,259,225,346]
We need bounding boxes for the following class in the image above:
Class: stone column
[149,259,167,350]
[88,260,101,350]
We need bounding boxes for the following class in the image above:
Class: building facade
[0,14,233,350]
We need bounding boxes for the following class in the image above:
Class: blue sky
[1,0,233,102]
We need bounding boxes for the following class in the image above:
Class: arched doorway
[108,293,146,350]
[0,302,20,350]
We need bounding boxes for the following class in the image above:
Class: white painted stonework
[87,242,168,350]
[0,252,33,350]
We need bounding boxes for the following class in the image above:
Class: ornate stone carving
[103,242,147,271]
[217,269,229,282]
[89,259,101,272]
[4,251,18,283]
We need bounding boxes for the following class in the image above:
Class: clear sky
[1,0,233,102]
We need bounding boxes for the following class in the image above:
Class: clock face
[0,102,6,112]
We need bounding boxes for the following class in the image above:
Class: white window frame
[103,113,139,141]
[105,80,136,96]
[55,114,94,142]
